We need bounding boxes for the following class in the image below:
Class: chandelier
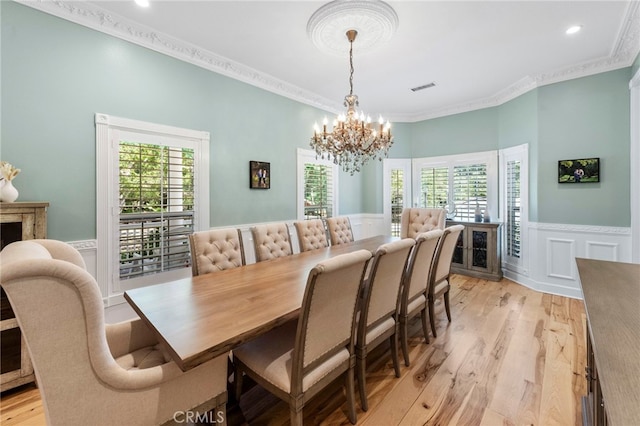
[311,29,393,175]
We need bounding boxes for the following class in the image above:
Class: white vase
[0,180,19,202]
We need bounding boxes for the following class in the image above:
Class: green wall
[536,69,630,226]
[1,2,365,240]
[1,2,634,241]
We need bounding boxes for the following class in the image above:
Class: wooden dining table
[124,235,396,372]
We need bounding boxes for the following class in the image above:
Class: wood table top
[576,258,640,426]
[125,235,396,371]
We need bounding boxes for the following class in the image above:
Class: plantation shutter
[420,167,449,208]
[453,164,487,221]
[119,142,194,280]
[304,163,333,219]
[390,169,405,236]
[506,159,521,258]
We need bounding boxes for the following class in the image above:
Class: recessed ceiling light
[566,25,582,35]
[135,0,150,7]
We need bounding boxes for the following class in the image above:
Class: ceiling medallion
[307,0,399,56]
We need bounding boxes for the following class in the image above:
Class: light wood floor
[0,274,586,425]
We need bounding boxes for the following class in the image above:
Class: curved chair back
[251,223,293,262]
[326,216,354,245]
[431,225,465,289]
[294,219,329,252]
[189,228,245,275]
[400,208,446,239]
[403,229,444,312]
[0,240,228,425]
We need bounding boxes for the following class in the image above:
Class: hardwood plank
[0,275,587,426]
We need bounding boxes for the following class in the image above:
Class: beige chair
[233,249,373,426]
[294,219,329,252]
[356,238,415,411]
[0,239,228,426]
[428,225,465,337]
[251,223,293,262]
[399,229,444,366]
[326,216,354,245]
[400,208,446,238]
[189,228,245,275]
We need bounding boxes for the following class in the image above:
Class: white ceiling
[24,1,640,122]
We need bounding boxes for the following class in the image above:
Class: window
[297,149,338,220]
[500,144,528,275]
[383,159,411,237]
[118,143,194,281]
[96,114,210,301]
[413,151,497,222]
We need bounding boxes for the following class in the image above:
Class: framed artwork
[558,158,600,183]
[250,161,270,189]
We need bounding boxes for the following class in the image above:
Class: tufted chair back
[400,208,446,239]
[189,228,245,276]
[294,219,329,252]
[0,240,228,425]
[326,216,355,246]
[251,223,294,262]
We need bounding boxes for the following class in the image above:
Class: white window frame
[412,150,498,220]
[630,68,640,263]
[499,143,529,276]
[296,148,339,220]
[96,113,210,302]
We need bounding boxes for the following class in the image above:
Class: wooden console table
[576,258,640,426]
[1,201,49,391]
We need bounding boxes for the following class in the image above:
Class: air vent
[410,82,436,92]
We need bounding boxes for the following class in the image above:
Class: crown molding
[17,0,640,123]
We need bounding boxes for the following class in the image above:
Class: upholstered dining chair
[294,219,329,252]
[189,227,245,276]
[326,216,355,245]
[356,238,415,411]
[233,249,373,426]
[251,222,293,262]
[400,208,446,239]
[399,229,444,366]
[428,224,465,338]
[0,239,229,426]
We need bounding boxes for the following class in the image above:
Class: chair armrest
[105,318,160,359]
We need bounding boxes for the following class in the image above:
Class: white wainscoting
[504,222,632,299]
[67,216,626,310]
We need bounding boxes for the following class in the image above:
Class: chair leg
[429,298,438,338]
[346,368,358,424]
[444,291,452,322]
[357,348,368,411]
[400,315,411,367]
[290,407,303,426]
[389,333,401,378]
[420,308,430,344]
[233,363,244,402]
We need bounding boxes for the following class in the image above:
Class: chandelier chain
[349,38,354,96]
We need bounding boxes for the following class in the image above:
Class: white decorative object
[0,161,21,202]
[0,179,19,202]
[307,0,398,57]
